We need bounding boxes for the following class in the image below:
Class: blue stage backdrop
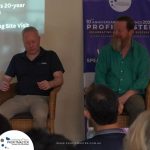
[83,0,150,88]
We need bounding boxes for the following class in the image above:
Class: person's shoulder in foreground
[124,110,150,150]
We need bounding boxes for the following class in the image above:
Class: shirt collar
[22,47,45,59]
[94,128,126,136]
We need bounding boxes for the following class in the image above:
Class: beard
[111,37,122,52]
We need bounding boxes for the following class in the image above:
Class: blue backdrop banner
[83,0,150,87]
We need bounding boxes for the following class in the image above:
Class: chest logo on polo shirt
[40,62,47,64]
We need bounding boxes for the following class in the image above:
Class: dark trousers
[124,94,145,125]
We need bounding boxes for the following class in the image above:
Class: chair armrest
[0,83,16,105]
[48,86,61,120]
[145,81,150,110]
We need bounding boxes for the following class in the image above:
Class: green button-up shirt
[95,40,150,95]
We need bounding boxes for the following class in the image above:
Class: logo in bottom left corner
[0,130,34,150]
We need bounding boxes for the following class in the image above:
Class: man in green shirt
[95,16,149,125]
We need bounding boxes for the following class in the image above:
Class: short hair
[26,129,76,150]
[124,110,150,150]
[85,84,118,125]
[0,113,12,134]
[22,26,39,36]
[116,16,135,30]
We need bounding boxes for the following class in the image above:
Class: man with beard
[95,16,149,125]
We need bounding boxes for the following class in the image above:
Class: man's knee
[32,111,48,129]
[125,95,145,112]
[0,104,13,119]
[125,94,145,125]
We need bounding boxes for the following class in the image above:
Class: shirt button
[120,78,123,81]
[118,88,122,91]
[120,70,123,73]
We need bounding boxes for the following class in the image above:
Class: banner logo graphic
[109,0,132,12]
[0,130,34,150]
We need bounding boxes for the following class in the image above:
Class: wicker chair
[117,81,150,127]
[0,83,60,133]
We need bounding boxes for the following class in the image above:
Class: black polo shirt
[5,47,64,96]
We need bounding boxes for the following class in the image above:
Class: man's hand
[118,94,128,106]
[0,81,10,91]
[118,90,138,114]
[0,75,12,91]
[37,71,63,90]
[119,90,138,104]
[37,80,51,90]
[118,100,124,114]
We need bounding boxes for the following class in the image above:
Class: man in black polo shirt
[76,84,125,150]
[0,26,64,129]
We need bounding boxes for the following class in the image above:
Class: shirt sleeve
[129,48,150,91]
[5,55,16,77]
[49,51,65,73]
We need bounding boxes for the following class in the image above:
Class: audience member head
[0,113,12,135]
[26,128,76,150]
[84,84,118,126]
[124,110,150,150]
